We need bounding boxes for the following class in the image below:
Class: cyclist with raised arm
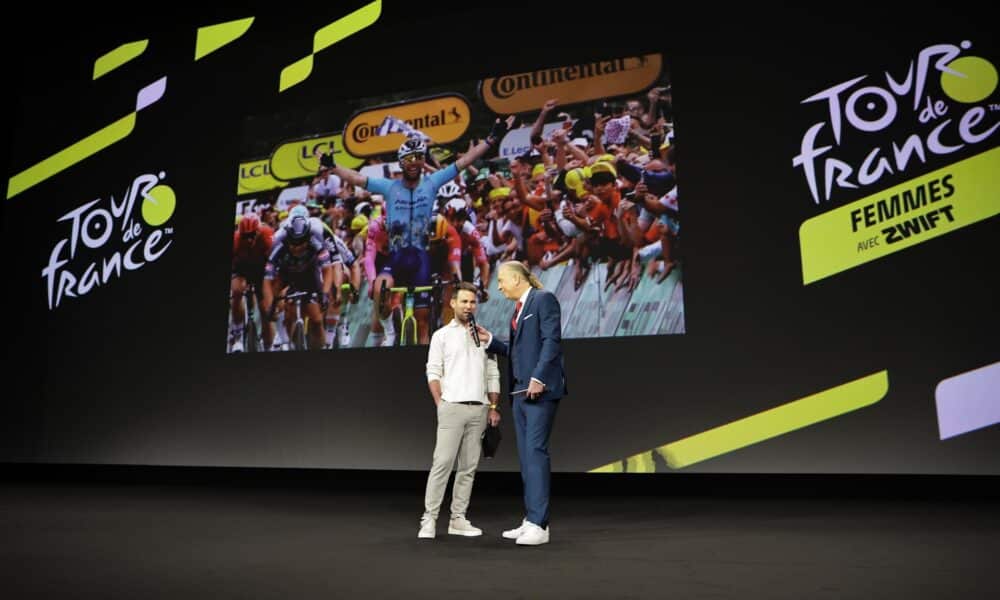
[230,213,274,352]
[323,116,514,345]
[261,214,334,351]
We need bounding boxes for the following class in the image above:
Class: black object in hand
[319,151,335,169]
[481,422,502,458]
[468,314,481,348]
[487,118,510,145]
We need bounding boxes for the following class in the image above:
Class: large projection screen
[2,3,997,474]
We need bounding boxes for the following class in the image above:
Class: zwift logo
[793,41,999,205]
[41,172,177,309]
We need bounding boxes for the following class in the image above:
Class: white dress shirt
[426,319,500,404]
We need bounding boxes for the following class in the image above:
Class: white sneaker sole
[516,535,549,546]
[448,527,482,537]
[501,529,524,539]
[418,531,435,539]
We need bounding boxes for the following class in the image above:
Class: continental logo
[268,133,363,181]
[237,159,288,195]
[343,94,471,157]
[480,54,662,114]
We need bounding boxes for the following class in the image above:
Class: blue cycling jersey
[365,164,458,253]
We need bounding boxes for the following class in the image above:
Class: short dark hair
[455,282,478,297]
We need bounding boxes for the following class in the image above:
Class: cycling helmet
[436,181,462,200]
[285,215,311,245]
[397,136,427,162]
[288,205,309,220]
[427,214,449,242]
[442,198,467,220]
[238,213,259,235]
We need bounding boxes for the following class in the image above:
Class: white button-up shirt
[426,319,500,404]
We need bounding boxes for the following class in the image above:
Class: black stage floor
[2,468,997,599]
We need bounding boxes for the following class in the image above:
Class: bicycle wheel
[245,317,259,353]
[243,294,259,353]
[291,321,306,351]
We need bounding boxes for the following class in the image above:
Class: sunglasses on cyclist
[287,237,309,247]
[399,153,424,164]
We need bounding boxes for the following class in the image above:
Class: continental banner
[799,146,1000,284]
[268,133,363,181]
[480,54,662,114]
[237,159,288,195]
[343,94,471,157]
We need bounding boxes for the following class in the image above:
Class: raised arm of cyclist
[455,115,516,171]
[319,148,369,189]
[318,116,514,189]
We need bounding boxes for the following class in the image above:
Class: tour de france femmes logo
[793,41,999,285]
[41,172,177,309]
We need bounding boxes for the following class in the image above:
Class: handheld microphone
[468,313,481,347]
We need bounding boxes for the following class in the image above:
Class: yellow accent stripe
[279,0,382,92]
[313,0,382,53]
[590,370,889,472]
[195,17,254,61]
[279,56,314,93]
[93,40,148,80]
[7,113,136,200]
[589,461,624,473]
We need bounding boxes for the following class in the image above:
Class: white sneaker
[448,516,483,537]
[515,521,549,546]
[380,332,395,347]
[502,519,528,540]
[231,339,244,353]
[418,517,436,539]
[338,322,351,347]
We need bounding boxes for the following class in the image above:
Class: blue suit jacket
[487,288,567,401]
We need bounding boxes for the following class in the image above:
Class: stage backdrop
[2,2,997,474]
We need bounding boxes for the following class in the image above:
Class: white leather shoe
[417,517,436,539]
[502,519,528,539]
[515,521,549,546]
[447,516,483,537]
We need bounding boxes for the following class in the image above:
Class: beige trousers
[423,402,488,520]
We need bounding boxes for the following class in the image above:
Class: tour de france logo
[42,172,177,309]
[793,41,998,207]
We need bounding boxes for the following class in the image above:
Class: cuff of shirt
[426,374,442,383]
[531,377,545,388]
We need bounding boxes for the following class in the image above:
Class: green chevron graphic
[6,77,167,200]
[279,0,382,92]
[591,370,889,472]
[195,17,255,61]
[93,40,149,79]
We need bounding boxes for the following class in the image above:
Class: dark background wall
[2,2,997,473]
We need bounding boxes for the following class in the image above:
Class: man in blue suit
[475,260,567,546]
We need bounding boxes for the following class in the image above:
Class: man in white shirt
[419,282,502,539]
